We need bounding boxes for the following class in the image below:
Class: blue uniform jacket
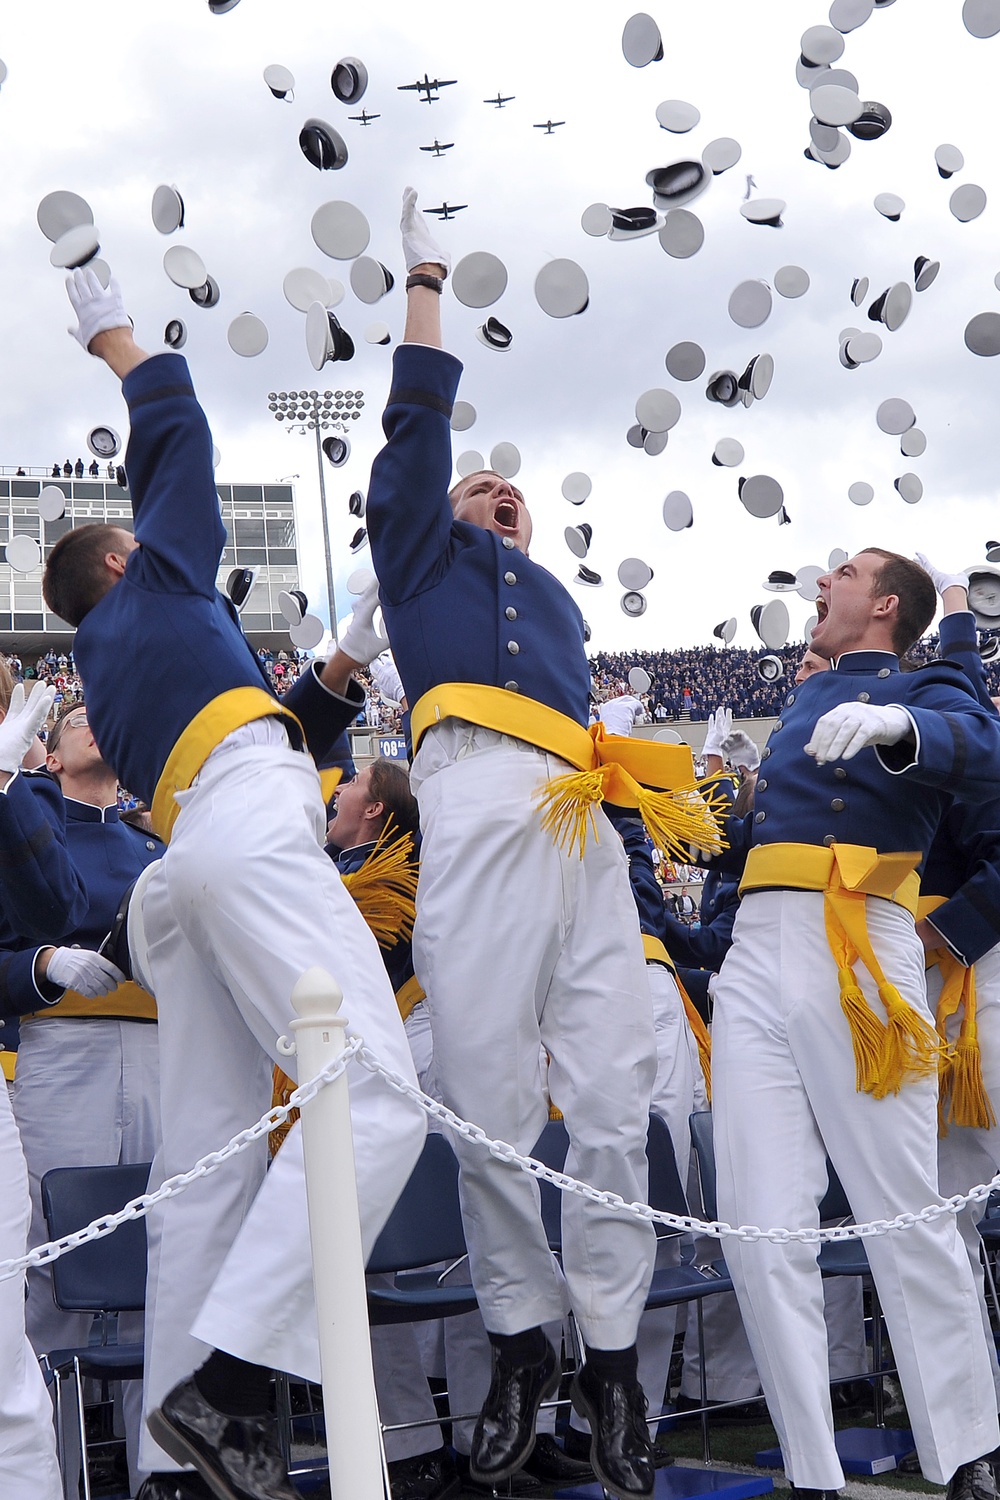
[0,774,162,1018]
[0,770,88,941]
[919,612,1000,965]
[714,649,1000,878]
[367,345,592,726]
[72,354,363,803]
[328,839,416,997]
[605,806,664,942]
[665,871,741,972]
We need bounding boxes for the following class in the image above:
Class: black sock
[583,1343,639,1385]
[193,1349,271,1417]
[487,1325,548,1366]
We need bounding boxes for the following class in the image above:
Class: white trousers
[0,1079,62,1500]
[713,890,999,1489]
[636,965,698,1418]
[14,1016,160,1492]
[411,723,657,1348]
[931,942,1000,1403]
[139,743,425,1471]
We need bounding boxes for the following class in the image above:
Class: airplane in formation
[419,139,455,156]
[398,74,457,103]
[533,120,565,134]
[423,202,467,220]
[484,91,515,108]
[349,109,380,125]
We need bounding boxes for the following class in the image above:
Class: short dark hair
[43,524,131,628]
[860,548,936,656]
[46,701,86,760]
[368,758,419,840]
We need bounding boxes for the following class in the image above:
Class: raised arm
[65,270,224,594]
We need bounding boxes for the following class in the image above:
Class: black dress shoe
[469,1339,560,1484]
[454,1451,543,1495]
[830,1379,871,1417]
[947,1459,1000,1500]
[136,1476,214,1500]
[388,1445,461,1500]
[673,1392,769,1425]
[146,1374,298,1500]
[520,1433,593,1483]
[570,1366,655,1500]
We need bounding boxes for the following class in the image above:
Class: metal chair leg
[695,1299,713,1464]
[870,1288,885,1429]
[74,1356,92,1500]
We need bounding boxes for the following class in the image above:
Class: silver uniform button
[834,766,847,780]
[878,668,891,678]
[857,692,870,703]
[505,606,517,621]
[823,834,836,846]
[502,536,515,550]
[504,571,517,585]
[507,640,520,655]
[762,747,771,759]
[146,840,156,850]
[786,692,795,705]
[831,797,845,812]
[773,720,783,731]
[754,810,766,823]
[504,680,519,692]
[757,779,767,791]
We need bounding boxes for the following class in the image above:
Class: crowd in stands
[590,631,1000,721]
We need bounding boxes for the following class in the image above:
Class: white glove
[915,552,969,599]
[701,706,733,760]
[44,946,125,998]
[400,186,451,276]
[369,651,404,705]
[721,729,761,773]
[804,702,912,765]
[66,268,129,353]
[0,684,57,774]
[339,578,389,666]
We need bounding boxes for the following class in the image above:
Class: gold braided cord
[534,768,729,862]
[340,818,419,950]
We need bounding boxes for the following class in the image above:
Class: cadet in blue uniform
[709,550,1000,1499]
[45,271,425,1500]
[0,702,162,1494]
[365,192,664,1500]
[0,690,63,1500]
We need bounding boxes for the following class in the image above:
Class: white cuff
[873,705,920,774]
[31,950,64,1005]
[0,768,21,795]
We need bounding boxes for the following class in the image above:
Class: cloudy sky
[2,0,999,654]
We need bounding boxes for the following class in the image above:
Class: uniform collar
[63,796,121,824]
[332,838,378,865]
[831,650,899,675]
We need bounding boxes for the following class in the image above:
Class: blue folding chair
[40,1161,150,1500]
[533,1115,738,1460]
[366,1130,480,1324]
[689,1113,890,1425]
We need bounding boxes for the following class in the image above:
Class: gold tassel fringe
[870,983,943,1099]
[269,1065,298,1157]
[838,969,886,1093]
[944,1032,997,1131]
[340,819,418,949]
[535,768,611,860]
[635,781,727,865]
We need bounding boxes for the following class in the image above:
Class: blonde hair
[0,657,16,715]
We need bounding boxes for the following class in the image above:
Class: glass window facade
[0,479,299,642]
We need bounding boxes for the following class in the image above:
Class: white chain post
[290,968,385,1500]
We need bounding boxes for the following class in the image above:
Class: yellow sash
[410,683,726,862]
[740,842,941,1097]
[919,895,995,1132]
[150,688,309,843]
[26,979,156,1021]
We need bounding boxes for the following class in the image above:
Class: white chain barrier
[4,1031,1000,1284]
[0,1037,363,1284]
